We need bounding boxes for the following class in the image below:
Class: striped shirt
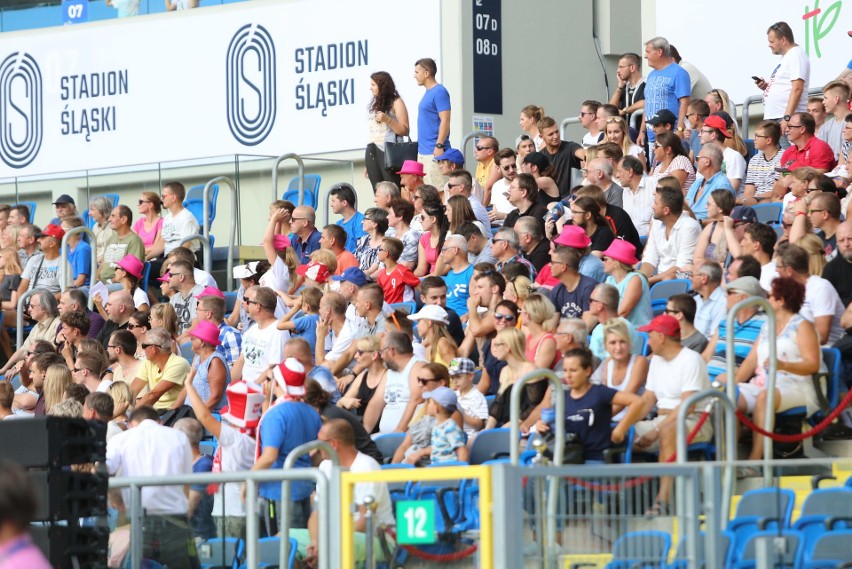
[708,312,768,381]
[745,151,782,197]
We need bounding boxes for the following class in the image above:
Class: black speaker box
[0,417,105,468]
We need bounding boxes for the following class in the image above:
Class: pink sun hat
[189,320,221,346]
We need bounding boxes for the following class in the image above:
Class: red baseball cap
[638,314,681,338]
[35,224,65,241]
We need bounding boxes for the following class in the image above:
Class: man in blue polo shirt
[290,205,321,265]
[329,183,364,253]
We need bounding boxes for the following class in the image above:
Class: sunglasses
[141,343,158,349]
[127,323,145,330]
[475,145,495,151]
[138,200,150,205]
[494,313,516,322]
[417,377,440,385]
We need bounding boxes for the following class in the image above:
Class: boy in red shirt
[377,237,420,304]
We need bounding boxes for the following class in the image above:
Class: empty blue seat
[752,203,783,225]
[605,530,670,569]
[373,432,406,464]
[282,174,321,208]
[184,184,220,230]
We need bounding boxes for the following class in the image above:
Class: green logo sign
[395,500,436,544]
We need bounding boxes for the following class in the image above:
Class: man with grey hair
[131,327,192,411]
[685,143,734,221]
[447,170,492,237]
[585,157,624,209]
[458,221,497,266]
[374,181,400,211]
[554,317,595,373]
[441,234,474,317]
[638,36,690,147]
[0,290,60,375]
[16,223,41,270]
[515,216,549,273]
[692,260,726,339]
[492,227,536,280]
[291,205,321,265]
[617,155,656,237]
[587,283,642,361]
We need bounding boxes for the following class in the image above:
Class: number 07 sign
[62,0,88,25]
[395,500,436,544]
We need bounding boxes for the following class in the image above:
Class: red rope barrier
[385,527,479,561]
[565,409,712,492]
[735,385,852,442]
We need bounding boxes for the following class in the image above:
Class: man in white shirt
[756,21,810,132]
[640,186,701,285]
[489,148,519,223]
[616,155,656,236]
[106,406,199,569]
[634,315,712,516]
[691,261,726,339]
[231,286,289,384]
[579,100,603,147]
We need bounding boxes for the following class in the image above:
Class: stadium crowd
[1,24,852,569]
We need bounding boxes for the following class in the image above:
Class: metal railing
[178,234,212,275]
[110,466,337,569]
[559,116,580,142]
[726,296,776,486]
[15,288,39,348]
[461,130,490,168]
[740,87,823,138]
[59,225,97,305]
[271,153,305,205]
[199,176,237,292]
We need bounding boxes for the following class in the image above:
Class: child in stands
[426,386,469,464]
[449,357,488,440]
[276,286,322,353]
[376,237,420,304]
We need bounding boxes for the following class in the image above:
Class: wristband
[795,211,807,216]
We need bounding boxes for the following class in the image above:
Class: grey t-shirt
[23,254,70,294]
[681,331,709,354]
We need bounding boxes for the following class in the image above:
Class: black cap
[523,152,550,172]
[647,109,677,126]
[52,194,75,206]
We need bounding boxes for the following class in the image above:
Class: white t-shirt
[456,388,489,439]
[162,208,200,254]
[259,257,290,317]
[213,424,257,517]
[23,254,71,294]
[240,322,289,384]
[319,454,394,526]
[802,275,845,345]
[622,175,656,237]
[722,147,747,184]
[759,260,777,293]
[132,288,149,309]
[642,214,702,273]
[490,178,514,214]
[646,347,710,411]
[194,268,217,288]
[763,45,810,119]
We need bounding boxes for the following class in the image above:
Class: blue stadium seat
[777,347,841,422]
[238,536,298,569]
[283,174,321,208]
[667,530,733,569]
[373,433,406,465]
[650,279,690,316]
[15,202,36,224]
[745,139,756,157]
[636,331,650,356]
[733,529,803,569]
[184,184,220,230]
[180,342,194,363]
[197,537,243,569]
[803,529,852,569]
[224,291,238,315]
[727,488,795,557]
[605,530,670,569]
[752,203,783,225]
[140,262,151,293]
[390,301,416,315]
[469,428,513,465]
[793,488,852,557]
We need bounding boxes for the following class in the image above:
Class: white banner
[656,0,849,106]
[0,0,441,178]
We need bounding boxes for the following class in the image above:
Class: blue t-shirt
[444,264,474,316]
[292,313,320,353]
[67,240,92,280]
[579,254,606,283]
[417,84,452,154]
[685,171,735,220]
[258,401,322,501]
[644,63,691,141]
[337,211,365,253]
[562,384,616,462]
[190,454,216,540]
[430,417,467,463]
[549,275,597,319]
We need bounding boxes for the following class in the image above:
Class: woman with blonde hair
[337,336,387,433]
[262,208,299,310]
[522,293,560,370]
[796,233,827,276]
[592,319,648,420]
[519,104,545,150]
[604,115,646,170]
[408,305,458,367]
[705,89,734,121]
[43,364,73,415]
[134,191,164,261]
[485,328,541,429]
[150,304,179,354]
[0,225,18,250]
[0,247,23,358]
[504,275,532,310]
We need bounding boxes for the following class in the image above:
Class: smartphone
[752,76,762,82]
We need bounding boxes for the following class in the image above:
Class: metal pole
[59,225,97,305]
[245,478,258,569]
[280,441,338,569]
[461,131,490,168]
[725,297,776,487]
[362,495,376,569]
[200,176,237,292]
[271,153,305,205]
[559,117,581,142]
[177,234,211,275]
[130,483,143,569]
[677,389,738,552]
[15,289,38,349]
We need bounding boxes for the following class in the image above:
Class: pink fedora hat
[601,239,639,266]
[396,160,425,177]
[553,224,591,249]
[189,319,221,346]
[198,286,225,300]
[116,255,144,279]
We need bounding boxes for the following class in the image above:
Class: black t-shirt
[481,338,507,397]
[823,255,852,308]
[320,404,384,462]
[605,204,644,256]
[588,224,615,253]
[560,384,616,461]
[524,238,552,274]
[815,229,838,262]
[549,275,597,318]
[541,141,583,197]
[504,202,548,231]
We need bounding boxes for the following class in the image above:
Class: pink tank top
[525,333,561,369]
[133,216,163,247]
[420,232,438,273]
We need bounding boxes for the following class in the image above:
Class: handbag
[384,135,418,173]
[541,431,585,465]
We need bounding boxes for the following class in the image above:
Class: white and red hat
[272,358,307,396]
[220,381,265,428]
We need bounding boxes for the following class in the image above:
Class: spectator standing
[414,57,452,187]
[610,52,646,119]
[365,71,410,188]
[538,116,584,197]
[639,37,690,146]
[756,21,810,133]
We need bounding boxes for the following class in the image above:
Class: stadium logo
[0,52,43,169]
[226,24,277,146]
